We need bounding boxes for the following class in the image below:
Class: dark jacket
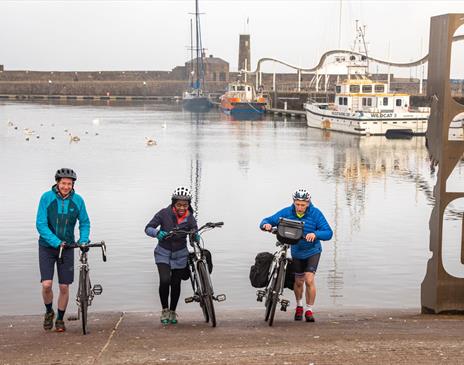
[145,205,198,252]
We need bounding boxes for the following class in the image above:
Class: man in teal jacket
[36,168,90,332]
[260,188,332,323]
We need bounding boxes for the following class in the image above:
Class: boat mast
[190,18,194,88]
[195,0,200,96]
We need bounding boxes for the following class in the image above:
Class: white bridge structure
[244,34,464,94]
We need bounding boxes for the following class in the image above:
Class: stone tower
[238,34,251,72]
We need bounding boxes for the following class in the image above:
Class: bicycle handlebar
[58,241,107,263]
[165,221,224,239]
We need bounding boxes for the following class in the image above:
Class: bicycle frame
[263,242,290,308]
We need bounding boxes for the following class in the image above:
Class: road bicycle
[166,222,225,327]
[59,241,107,335]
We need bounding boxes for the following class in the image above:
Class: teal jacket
[36,185,90,248]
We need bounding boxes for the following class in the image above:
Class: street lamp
[48,80,52,96]
[143,81,147,98]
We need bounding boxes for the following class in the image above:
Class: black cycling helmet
[171,186,192,202]
[55,168,77,182]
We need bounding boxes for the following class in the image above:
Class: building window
[396,99,402,107]
[375,84,385,92]
[349,85,360,93]
[212,72,217,81]
[362,98,366,106]
[362,85,372,93]
[336,85,341,93]
[343,97,348,105]
[338,97,343,105]
[219,72,226,81]
[367,98,372,106]
[383,97,388,106]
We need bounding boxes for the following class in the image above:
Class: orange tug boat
[220,81,267,116]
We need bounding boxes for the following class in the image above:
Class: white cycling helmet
[172,186,192,201]
[292,188,311,201]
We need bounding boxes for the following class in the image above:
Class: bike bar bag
[284,258,295,290]
[277,218,304,245]
[249,252,274,288]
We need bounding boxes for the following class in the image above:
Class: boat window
[375,85,385,92]
[362,85,372,93]
[349,85,360,93]
[237,86,245,91]
[232,86,236,91]
[396,99,402,107]
[383,97,388,106]
[336,86,341,93]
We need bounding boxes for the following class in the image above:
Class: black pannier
[284,258,295,290]
[277,218,304,245]
[182,249,213,281]
[249,252,274,288]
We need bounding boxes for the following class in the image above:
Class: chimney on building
[238,34,251,72]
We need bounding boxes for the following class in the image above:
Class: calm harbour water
[0,100,463,315]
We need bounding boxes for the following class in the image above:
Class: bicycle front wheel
[198,261,216,327]
[79,269,89,335]
[268,262,285,327]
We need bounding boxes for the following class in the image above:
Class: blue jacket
[36,185,90,248]
[259,203,333,259]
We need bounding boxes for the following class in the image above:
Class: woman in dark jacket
[145,186,198,325]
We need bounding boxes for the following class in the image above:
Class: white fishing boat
[304,76,430,136]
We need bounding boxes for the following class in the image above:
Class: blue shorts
[293,253,321,275]
[39,244,74,284]
[154,245,188,270]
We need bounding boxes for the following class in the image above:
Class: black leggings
[156,263,184,311]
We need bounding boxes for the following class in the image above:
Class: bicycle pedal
[67,315,78,321]
[92,284,103,295]
[280,306,287,312]
[215,294,226,302]
[185,296,195,303]
[280,299,290,306]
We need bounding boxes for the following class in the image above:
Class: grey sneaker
[169,310,178,324]
[55,319,66,332]
[43,310,55,330]
[160,308,170,325]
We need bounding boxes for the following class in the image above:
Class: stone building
[185,55,229,82]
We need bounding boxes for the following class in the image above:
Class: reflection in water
[189,114,203,220]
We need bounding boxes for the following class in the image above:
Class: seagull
[24,128,35,135]
[145,137,157,146]
[7,121,13,127]
[69,133,80,142]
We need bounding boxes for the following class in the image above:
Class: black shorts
[39,245,74,284]
[293,253,321,275]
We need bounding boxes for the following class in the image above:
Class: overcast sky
[0,0,463,76]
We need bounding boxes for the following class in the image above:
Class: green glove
[157,230,168,240]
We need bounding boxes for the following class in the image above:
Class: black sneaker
[55,319,66,332]
[43,310,55,331]
[294,306,304,321]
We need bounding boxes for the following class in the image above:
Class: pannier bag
[183,249,213,281]
[277,218,304,245]
[284,258,295,290]
[249,252,274,288]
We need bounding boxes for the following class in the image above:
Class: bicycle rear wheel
[79,269,89,335]
[268,263,285,327]
[198,261,216,327]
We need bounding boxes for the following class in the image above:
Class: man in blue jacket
[260,188,332,322]
[36,168,90,332]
